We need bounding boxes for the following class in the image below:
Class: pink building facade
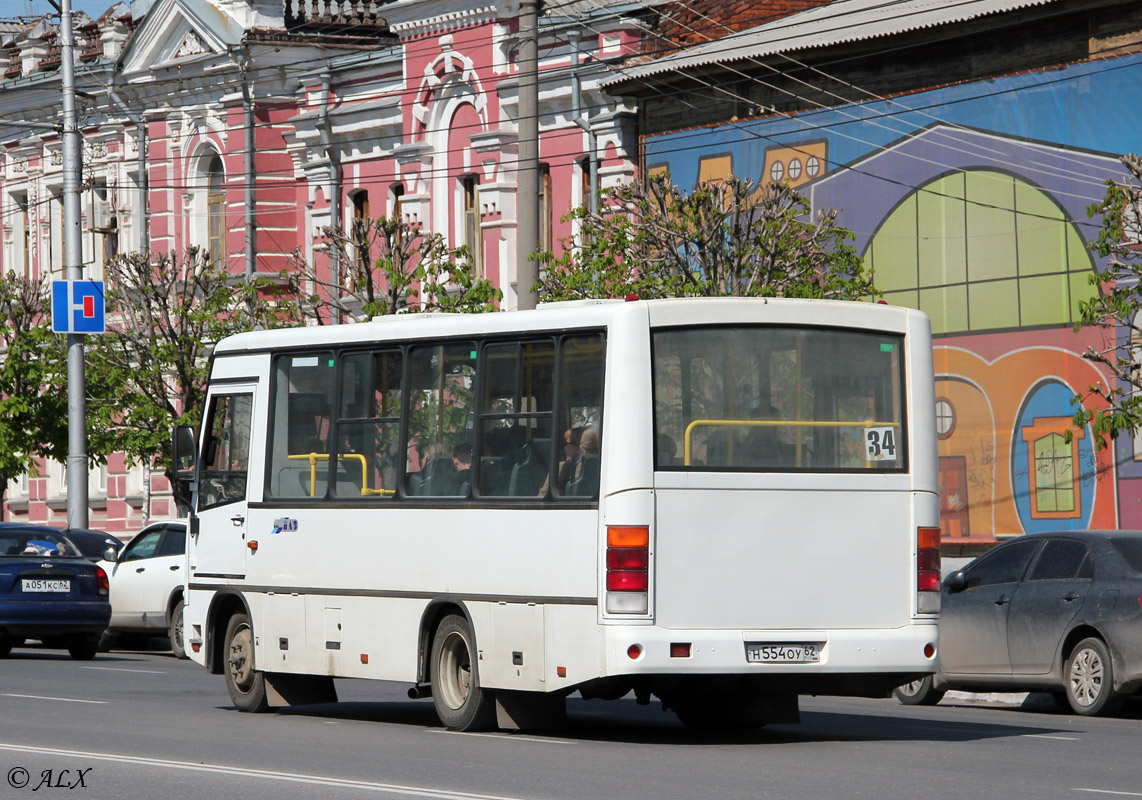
[0,0,653,533]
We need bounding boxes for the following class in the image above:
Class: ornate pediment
[174,30,209,60]
[118,0,244,78]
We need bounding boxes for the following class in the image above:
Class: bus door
[192,384,257,580]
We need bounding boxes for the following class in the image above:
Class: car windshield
[0,530,84,559]
[1110,537,1142,574]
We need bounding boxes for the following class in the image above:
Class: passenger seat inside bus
[565,454,600,496]
[508,439,549,496]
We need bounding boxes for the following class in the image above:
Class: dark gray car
[896,530,1142,716]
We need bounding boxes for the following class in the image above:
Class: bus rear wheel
[224,612,270,713]
[430,614,496,731]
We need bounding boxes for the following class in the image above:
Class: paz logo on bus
[271,518,298,534]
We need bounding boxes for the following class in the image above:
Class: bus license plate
[21,579,70,593]
[745,643,821,663]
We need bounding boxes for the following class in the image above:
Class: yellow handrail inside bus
[287,452,395,497]
[681,419,902,467]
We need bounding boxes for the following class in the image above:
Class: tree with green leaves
[287,213,501,323]
[87,248,291,510]
[1072,153,1142,448]
[538,173,875,302]
[0,271,69,511]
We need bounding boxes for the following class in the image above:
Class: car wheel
[1065,637,1124,717]
[893,675,946,706]
[0,637,12,658]
[169,600,187,660]
[224,612,270,713]
[68,635,100,661]
[430,614,496,731]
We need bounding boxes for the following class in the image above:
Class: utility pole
[515,0,540,310]
[59,0,89,528]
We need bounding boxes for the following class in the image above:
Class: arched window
[538,163,553,257]
[460,175,482,277]
[350,190,370,276]
[206,153,225,265]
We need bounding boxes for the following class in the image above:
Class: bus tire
[224,612,270,713]
[430,614,496,731]
[169,599,187,660]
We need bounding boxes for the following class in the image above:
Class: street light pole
[59,0,89,528]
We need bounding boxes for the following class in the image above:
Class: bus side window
[199,393,253,510]
[334,350,402,499]
[555,334,604,499]
[267,353,335,499]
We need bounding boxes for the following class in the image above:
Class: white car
[99,521,187,658]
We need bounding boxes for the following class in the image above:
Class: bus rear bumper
[601,622,938,680]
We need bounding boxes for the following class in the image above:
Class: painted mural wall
[644,52,1142,541]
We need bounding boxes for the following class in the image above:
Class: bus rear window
[652,326,906,472]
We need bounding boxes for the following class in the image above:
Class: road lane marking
[1074,791,1142,797]
[1,694,108,705]
[0,743,533,800]
[430,730,576,745]
[1024,734,1080,741]
[81,666,165,674]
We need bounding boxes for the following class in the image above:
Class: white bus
[174,297,940,731]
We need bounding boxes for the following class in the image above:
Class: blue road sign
[51,280,106,334]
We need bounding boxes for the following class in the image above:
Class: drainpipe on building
[241,47,256,290]
[107,88,148,255]
[318,70,343,324]
[568,30,598,217]
[107,88,152,524]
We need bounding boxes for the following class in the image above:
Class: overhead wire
[0,0,1133,234]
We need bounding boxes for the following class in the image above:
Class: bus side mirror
[172,425,198,485]
[943,570,967,593]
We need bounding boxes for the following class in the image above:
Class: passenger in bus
[452,444,473,494]
[538,426,585,496]
[565,428,600,496]
[741,405,789,468]
[657,434,679,466]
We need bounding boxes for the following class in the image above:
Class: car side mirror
[102,547,119,563]
[943,570,967,592]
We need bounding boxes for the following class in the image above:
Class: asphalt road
[1,643,1141,800]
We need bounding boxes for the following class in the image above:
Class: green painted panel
[1015,181,1067,276]
[869,197,918,291]
[918,174,967,287]
[1067,224,1094,271]
[966,172,1018,280]
[919,285,968,335]
[1020,274,1070,326]
[882,289,919,310]
[969,279,1019,330]
[1070,270,1097,322]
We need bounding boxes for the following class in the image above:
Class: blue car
[0,524,112,660]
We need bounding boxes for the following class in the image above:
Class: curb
[944,690,1032,706]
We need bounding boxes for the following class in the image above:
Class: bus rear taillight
[917,527,941,613]
[606,525,649,614]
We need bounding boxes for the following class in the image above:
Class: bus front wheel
[224,612,270,713]
[430,614,496,731]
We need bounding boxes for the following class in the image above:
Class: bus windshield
[652,326,906,472]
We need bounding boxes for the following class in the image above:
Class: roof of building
[608,0,1056,84]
